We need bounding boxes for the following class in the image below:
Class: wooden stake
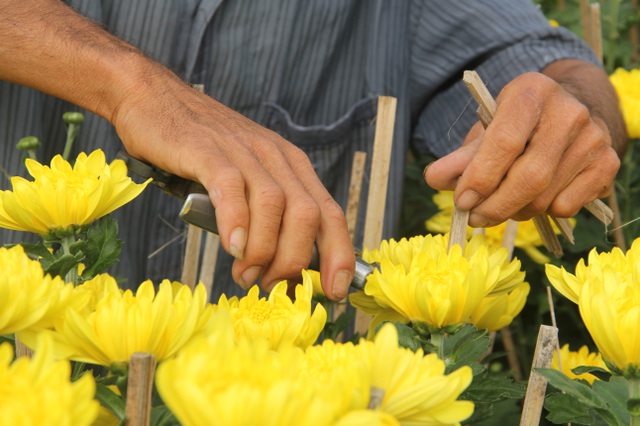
[532,215,563,258]
[520,325,559,426]
[448,207,470,252]
[198,233,221,298]
[550,215,575,245]
[501,325,523,382]
[333,151,367,342]
[181,83,208,290]
[362,96,397,250]
[580,0,592,48]
[590,3,603,61]
[501,219,519,260]
[125,352,156,426]
[14,337,33,358]
[607,191,627,251]
[355,96,397,336]
[181,225,203,289]
[346,152,368,242]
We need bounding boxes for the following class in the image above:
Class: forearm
[0,0,170,123]
[542,58,628,158]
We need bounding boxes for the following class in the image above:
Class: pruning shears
[118,152,374,290]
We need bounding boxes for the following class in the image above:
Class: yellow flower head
[0,149,150,236]
[610,68,640,139]
[216,270,327,350]
[350,234,526,332]
[29,279,215,366]
[156,312,338,426]
[426,191,575,264]
[362,324,474,425]
[470,282,530,332]
[552,344,608,384]
[547,239,640,374]
[0,245,88,335]
[0,334,99,426]
[157,313,472,426]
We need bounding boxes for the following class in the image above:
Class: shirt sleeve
[409,0,600,158]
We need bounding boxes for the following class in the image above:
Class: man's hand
[0,0,355,300]
[113,70,355,299]
[424,60,626,228]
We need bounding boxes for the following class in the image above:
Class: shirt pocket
[264,94,378,209]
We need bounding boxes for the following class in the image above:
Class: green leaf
[540,369,630,425]
[41,252,84,279]
[78,216,122,280]
[572,365,613,382]
[95,383,126,421]
[544,392,609,425]
[15,242,55,261]
[442,324,490,372]
[150,406,181,426]
[537,368,603,406]
[391,322,422,352]
[462,372,525,403]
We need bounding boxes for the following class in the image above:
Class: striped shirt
[0,0,598,299]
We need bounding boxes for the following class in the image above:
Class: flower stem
[630,377,640,426]
[61,234,79,285]
[430,332,445,360]
[62,123,79,161]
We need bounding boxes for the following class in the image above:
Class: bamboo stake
[448,207,470,252]
[580,0,592,48]
[362,96,397,250]
[346,152,368,243]
[590,3,603,60]
[14,337,33,358]
[198,233,221,298]
[181,83,207,290]
[497,219,523,381]
[355,96,397,336]
[181,225,203,289]
[334,151,367,342]
[501,219,519,260]
[125,352,156,426]
[520,325,559,426]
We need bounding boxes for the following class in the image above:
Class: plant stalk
[630,376,640,425]
[61,234,79,285]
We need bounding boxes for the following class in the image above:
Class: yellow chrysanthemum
[0,149,150,236]
[363,324,474,425]
[20,279,215,366]
[350,234,526,333]
[216,270,327,349]
[158,312,472,426]
[0,245,88,335]
[470,282,530,332]
[547,239,640,374]
[610,68,640,138]
[426,191,575,264]
[552,344,608,384]
[0,334,99,426]
[157,312,339,426]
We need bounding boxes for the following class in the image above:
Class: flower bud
[16,136,40,151]
[63,111,85,125]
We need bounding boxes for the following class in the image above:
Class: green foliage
[16,216,122,282]
[538,368,630,425]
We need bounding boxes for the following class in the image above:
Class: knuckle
[516,161,553,196]
[485,126,526,157]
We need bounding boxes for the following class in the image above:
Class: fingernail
[239,266,262,289]
[456,190,481,211]
[469,212,491,228]
[422,162,434,179]
[229,227,247,259]
[332,270,352,300]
